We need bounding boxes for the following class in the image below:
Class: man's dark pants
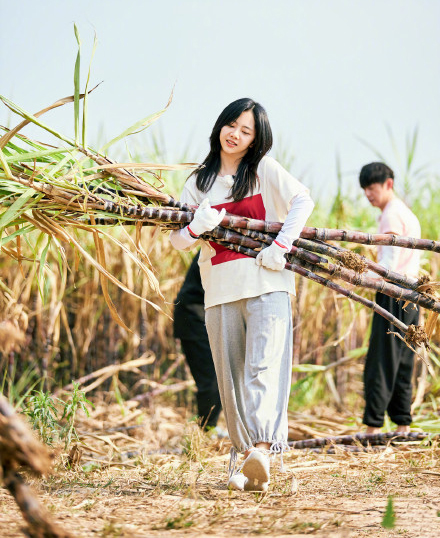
[174,302,222,429]
[363,292,419,427]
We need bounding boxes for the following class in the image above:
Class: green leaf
[74,24,82,146]
[292,364,326,373]
[0,95,75,146]
[0,224,34,247]
[38,237,51,298]
[99,90,173,153]
[5,147,70,163]
[82,31,98,148]
[0,188,37,228]
[381,496,396,529]
[0,148,13,178]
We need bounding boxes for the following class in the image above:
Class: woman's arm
[256,189,314,271]
[275,190,315,248]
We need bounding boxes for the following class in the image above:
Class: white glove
[188,198,226,237]
[255,240,288,271]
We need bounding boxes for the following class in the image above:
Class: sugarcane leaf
[82,31,98,148]
[46,219,164,313]
[84,162,197,172]
[5,147,70,163]
[74,23,81,146]
[47,151,78,178]
[0,148,13,179]
[0,85,101,150]
[0,188,37,229]
[355,135,387,162]
[406,126,419,174]
[417,281,440,292]
[291,364,326,373]
[73,220,163,298]
[99,90,173,153]
[385,123,402,170]
[0,224,34,247]
[38,237,51,290]
[0,95,75,146]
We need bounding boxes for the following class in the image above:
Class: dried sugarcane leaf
[49,220,164,312]
[416,281,440,292]
[91,221,131,333]
[71,219,163,299]
[425,311,439,339]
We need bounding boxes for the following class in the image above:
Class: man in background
[359,162,421,433]
[174,252,223,432]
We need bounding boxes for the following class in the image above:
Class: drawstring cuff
[269,440,290,473]
[228,447,238,479]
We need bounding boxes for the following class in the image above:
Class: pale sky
[1,0,439,202]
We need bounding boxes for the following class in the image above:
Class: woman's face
[219,110,256,160]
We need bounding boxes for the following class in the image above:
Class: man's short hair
[359,162,394,188]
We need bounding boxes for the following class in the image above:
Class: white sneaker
[228,472,246,491]
[242,449,270,492]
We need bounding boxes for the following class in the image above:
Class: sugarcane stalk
[216,240,430,352]
[206,227,440,314]
[217,240,410,333]
[292,256,440,314]
[218,214,440,252]
[296,238,422,289]
[289,431,433,449]
[100,199,440,253]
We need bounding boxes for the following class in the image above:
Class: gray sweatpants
[205,292,293,453]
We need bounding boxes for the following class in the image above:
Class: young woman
[170,98,314,491]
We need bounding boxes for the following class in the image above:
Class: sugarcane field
[1,4,440,538]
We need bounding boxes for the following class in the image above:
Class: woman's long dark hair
[191,98,273,201]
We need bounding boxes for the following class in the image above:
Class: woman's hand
[188,198,226,237]
[255,241,288,271]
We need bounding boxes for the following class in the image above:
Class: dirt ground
[1,403,439,537]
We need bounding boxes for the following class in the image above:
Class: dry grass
[1,399,439,538]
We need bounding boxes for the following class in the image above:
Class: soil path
[1,404,439,537]
[1,444,439,537]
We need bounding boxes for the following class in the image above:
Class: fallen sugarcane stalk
[289,431,434,449]
[0,396,72,538]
